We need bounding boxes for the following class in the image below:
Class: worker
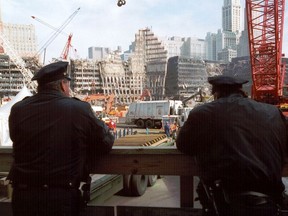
[8,61,115,216]
[164,121,170,137]
[108,118,117,137]
[176,75,287,216]
[170,122,178,139]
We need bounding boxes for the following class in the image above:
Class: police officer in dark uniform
[8,61,115,216]
[176,75,287,216]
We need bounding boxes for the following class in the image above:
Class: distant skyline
[1,0,288,63]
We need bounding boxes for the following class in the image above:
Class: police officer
[8,61,115,216]
[176,75,287,216]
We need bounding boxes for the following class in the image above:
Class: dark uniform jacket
[8,90,114,187]
[176,93,287,199]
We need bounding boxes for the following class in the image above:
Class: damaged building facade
[165,57,209,99]
[131,28,168,100]
[70,51,145,104]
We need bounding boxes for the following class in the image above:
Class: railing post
[180,176,195,208]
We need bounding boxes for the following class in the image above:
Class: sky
[1,0,288,63]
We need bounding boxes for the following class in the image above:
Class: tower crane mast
[246,0,286,105]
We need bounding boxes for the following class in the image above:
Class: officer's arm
[8,105,18,143]
[87,106,115,155]
[91,122,114,156]
[176,109,209,156]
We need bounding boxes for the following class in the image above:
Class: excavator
[83,93,115,114]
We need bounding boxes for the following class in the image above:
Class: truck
[125,100,184,128]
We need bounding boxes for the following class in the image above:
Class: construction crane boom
[33,7,80,63]
[246,0,286,105]
[32,15,75,60]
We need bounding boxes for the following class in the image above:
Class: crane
[60,34,73,60]
[31,16,75,60]
[246,0,286,105]
[83,93,115,114]
[32,7,80,64]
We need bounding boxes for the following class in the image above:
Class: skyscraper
[222,0,241,33]
[3,23,37,58]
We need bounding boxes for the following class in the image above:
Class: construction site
[0,24,225,113]
[2,0,288,215]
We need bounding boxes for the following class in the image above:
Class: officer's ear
[60,79,65,92]
[60,79,71,97]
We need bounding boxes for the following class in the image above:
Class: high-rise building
[205,32,217,61]
[160,36,184,59]
[181,37,206,59]
[165,56,208,98]
[0,4,38,96]
[237,6,261,57]
[88,47,111,60]
[3,23,37,58]
[206,0,241,62]
[222,0,241,33]
[237,6,249,57]
[160,36,206,60]
[216,29,239,61]
[0,1,37,58]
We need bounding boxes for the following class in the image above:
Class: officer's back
[176,75,287,216]
[9,61,114,216]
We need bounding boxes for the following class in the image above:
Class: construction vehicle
[246,0,288,112]
[126,88,206,129]
[83,93,115,115]
[125,100,184,128]
[83,94,116,125]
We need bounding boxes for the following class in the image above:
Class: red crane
[246,0,286,105]
[60,33,73,60]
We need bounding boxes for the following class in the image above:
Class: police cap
[208,75,248,86]
[32,61,71,84]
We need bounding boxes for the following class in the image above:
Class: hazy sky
[2,0,288,63]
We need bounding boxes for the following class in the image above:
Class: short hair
[37,79,63,92]
[212,84,247,98]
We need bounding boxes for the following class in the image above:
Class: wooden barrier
[1,146,288,215]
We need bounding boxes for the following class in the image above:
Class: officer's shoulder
[70,97,90,106]
[22,96,31,101]
[71,96,82,101]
